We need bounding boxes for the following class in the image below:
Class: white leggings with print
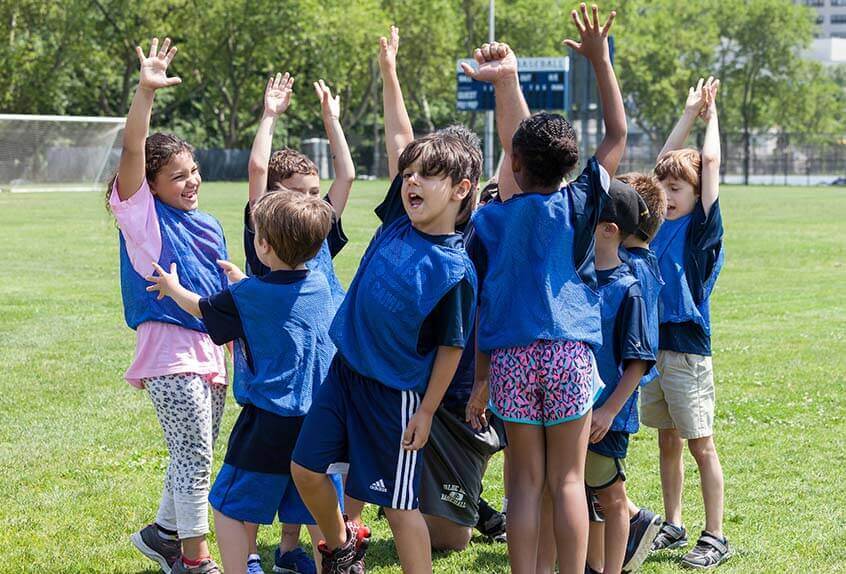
[144,373,226,539]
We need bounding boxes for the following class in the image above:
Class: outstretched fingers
[601,10,616,35]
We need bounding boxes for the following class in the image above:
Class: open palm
[265,72,294,117]
[135,38,181,91]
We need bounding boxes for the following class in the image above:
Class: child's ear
[511,152,522,174]
[453,179,472,200]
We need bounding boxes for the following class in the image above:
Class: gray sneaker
[171,557,222,574]
[130,524,181,574]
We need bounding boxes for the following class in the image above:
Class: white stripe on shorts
[392,390,420,510]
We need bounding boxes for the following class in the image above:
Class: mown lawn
[0,182,844,573]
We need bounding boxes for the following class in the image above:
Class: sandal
[651,521,688,551]
[681,531,731,569]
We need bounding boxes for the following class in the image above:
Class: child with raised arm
[641,78,731,569]
[110,38,227,574]
[290,126,480,573]
[462,4,627,573]
[147,191,345,574]
[243,73,354,303]
[238,73,354,574]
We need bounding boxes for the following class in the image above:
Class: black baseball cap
[599,180,650,235]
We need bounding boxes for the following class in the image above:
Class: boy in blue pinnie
[291,131,480,574]
[146,191,345,574]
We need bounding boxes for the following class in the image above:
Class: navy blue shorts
[292,357,424,510]
[209,463,344,525]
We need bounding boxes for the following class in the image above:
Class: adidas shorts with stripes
[292,356,424,510]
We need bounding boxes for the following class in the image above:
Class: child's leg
[658,428,685,525]
[535,488,557,574]
[596,480,629,574]
[213,510,251,574]
[245,522,259,555]
[305,524,324,571]
[291,464,347,548]
[587,521,605,572]
[627,495,640,518]
[279,523,302,554]
[383,508,432,574]
[146,374,224,561]
[422,513,472,552]
[545,414,592,574]
[344,497,366,524]
[688,436,724,537]
[503,422,546,574]
[502,446,510,513]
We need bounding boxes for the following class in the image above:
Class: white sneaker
[247,554,266,574]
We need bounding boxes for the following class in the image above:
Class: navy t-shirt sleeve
[616,284,656,369]
[569,156,611,289]
[243,202,271,277]
[464,226,488,301]
[686,199,724,305]
[417,278,476,354]
[324,195,348,258]
[199,287,244,345]
[374,174,406,226]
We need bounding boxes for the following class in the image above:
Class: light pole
[485,0,496,179]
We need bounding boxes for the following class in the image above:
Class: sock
[501,496,509,515]
[247,553,261,563]
[155,524,179,541]
[182,555,210,567]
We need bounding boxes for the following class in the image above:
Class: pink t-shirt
[110,180,227,388]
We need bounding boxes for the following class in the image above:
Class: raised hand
[135,37,181,91]
[562,3,616,64]
[264,72,294,117]
[378,25,400,72]
[685,77,708,116]
[460,41,518,85]
[700,77,720,121]
[314,79,341,121]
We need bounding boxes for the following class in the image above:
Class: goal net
[0,114,125,193]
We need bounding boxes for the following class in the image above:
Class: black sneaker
[476,510,507,543]
[651,521,688,551]
[622,508,662,572]
[130,524,181,574]
[680,531,731,569]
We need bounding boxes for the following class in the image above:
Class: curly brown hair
[512,112,579,188]
[267,149,318,190]
[617,172,667,241]
[105,132,195,211]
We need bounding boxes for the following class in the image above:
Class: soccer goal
[0,114,125,193]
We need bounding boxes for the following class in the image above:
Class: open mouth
[182,189,198,202]
[407,192,424,209]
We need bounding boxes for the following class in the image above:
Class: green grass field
[1,181,845,573]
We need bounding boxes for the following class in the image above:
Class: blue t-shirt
[658,200,724,355]
[374,175,476,356]
[596,266,656,374]
[198,269,310,367]
[243,196,348,277]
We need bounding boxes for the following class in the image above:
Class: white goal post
[0,114,125,193]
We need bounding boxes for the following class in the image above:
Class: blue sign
[456,57,570,112]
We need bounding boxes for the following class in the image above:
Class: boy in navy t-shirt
[146,191,345,574]
[291,130,480,574]
[641,78,731,569]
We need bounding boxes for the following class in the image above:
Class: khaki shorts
[640,350,715,439]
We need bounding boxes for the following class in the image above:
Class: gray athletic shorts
[419,405,506,527]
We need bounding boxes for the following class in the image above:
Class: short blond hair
[251,191,333,266]
[617,172,667,241]
[654,148,701,193]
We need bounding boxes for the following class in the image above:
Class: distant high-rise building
[797,0,846,64]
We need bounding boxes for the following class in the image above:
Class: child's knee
[383,507,425,530]
[658,429,684,452]
[291,462,323,490]
[688,436,718,462]
[596,481,627,511]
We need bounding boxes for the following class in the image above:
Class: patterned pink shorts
[489,339,597,426]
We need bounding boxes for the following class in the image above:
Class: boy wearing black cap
[586,181,657,574]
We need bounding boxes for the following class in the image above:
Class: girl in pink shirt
[109,37,228,574]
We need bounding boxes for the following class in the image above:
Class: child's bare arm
[117,38,181,201]
[145,262,202,318]
[589,359,648,444]
[248,73,294,205]
[699,80,721,216]
[379,26,414,179]
[467,319,491,430]
[461,42,528,199]
[657,77,713,161]
[564,4,626,178]
[315,80,355,217]
[403,345,464,450]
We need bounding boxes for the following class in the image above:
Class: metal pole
[485,0,496,179]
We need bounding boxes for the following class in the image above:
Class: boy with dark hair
[641,77,731,569]
[236,73,355,574]
[583,181,655,574]
[290,126,480,573]
[146,191,344,574]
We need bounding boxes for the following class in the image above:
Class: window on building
[830,0,846,6]
[831,14,846,23]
